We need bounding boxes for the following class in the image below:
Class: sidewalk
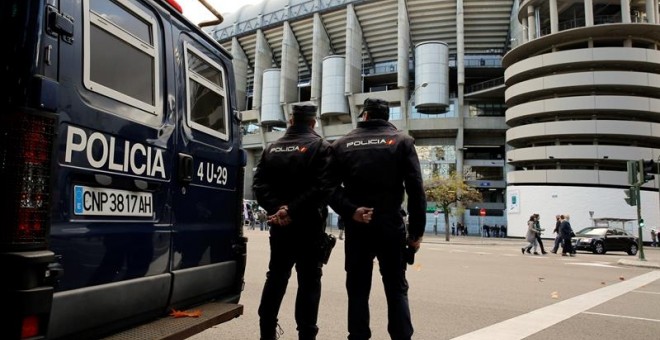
[418,233,660,270]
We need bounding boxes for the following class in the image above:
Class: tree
[424,171,482,241]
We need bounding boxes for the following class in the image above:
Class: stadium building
[206,0,660,238]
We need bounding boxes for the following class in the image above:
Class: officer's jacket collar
[357,119,396,129]
[285,124,320,136]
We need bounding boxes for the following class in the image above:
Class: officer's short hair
[291,105,317,123]
[359,98,389,120]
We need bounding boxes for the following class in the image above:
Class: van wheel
[593,242,605,254]
[627,243,638,256]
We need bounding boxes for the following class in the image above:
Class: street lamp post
[405,82,429,132]
[636,183,646,261]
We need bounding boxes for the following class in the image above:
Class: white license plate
[73,185,153,217]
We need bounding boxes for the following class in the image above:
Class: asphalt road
[189,230,660,340]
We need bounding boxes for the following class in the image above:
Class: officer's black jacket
[330,119,426,240]
[253,124,336,224]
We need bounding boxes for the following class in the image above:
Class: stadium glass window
[389,106,402,120]
[184,42,229,140]
[477,188,505,203]
[419,162,456,180]
[83,0,160,114]
[417,145,457,180]
[468,103,506,117]
[241,121,261,136]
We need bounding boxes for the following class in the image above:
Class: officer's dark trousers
[345,227,413,340]
[258,228,322,340]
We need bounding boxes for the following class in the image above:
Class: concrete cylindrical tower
[260,69,285,125]
[414,41,450,113]
[321,55,349,116]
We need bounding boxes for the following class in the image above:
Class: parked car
[572,227,639,255]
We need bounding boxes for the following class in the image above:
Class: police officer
[252,104,337,340]
[330,98,426,340]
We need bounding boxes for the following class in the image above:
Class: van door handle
[178,153,194,184]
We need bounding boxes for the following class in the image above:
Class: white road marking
[566,262,619,268]
[582,311,660,323]
[632,290,660,295]
[451,271,660,340]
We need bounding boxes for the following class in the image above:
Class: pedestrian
[243,201,251,227]
[257,209,268,231]
[252,104,338,340]
[330,98,426,340]
[533,214,547,254]
[522,214,540,255]
[248,209,255,230]
[550,214,562,253]
[560,214,575,257]
[651,229,657,247]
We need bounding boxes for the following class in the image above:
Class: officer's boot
[260,330,276,340]
[260,321,282,340]
[298,327,318,340]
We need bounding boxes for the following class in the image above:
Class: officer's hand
[352,207,374,224]
[407,237,422,251]
[268,206,291,226]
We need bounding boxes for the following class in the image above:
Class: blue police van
[1,0,247,338]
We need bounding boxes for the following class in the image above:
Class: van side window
[184,43,229,141]
[83,0,160,114]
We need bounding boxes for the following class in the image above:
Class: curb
[418,236,660,270]
[617,259,660,269]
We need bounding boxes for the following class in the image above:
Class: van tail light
[163,0,183,13]
[21,315,40,339]
[0,111,56,251]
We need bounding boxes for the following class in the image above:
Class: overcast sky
[181,0,262,24]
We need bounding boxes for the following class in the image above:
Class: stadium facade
[207,0,660,238]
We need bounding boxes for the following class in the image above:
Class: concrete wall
[506,185,660,240]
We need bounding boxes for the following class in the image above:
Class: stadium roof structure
[208,0,514,81]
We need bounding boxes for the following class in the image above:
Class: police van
[2,0,247,338]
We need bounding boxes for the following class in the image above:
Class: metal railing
[539,14,641,36]
[211,0,363,41]
[466,77,504,94]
